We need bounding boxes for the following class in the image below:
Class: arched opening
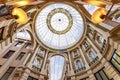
[15,30,31,40]
[50,55,65,80]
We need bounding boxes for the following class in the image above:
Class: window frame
[94,67,110,80]
[3,50,15,59]
[1,67,15,80]
[15,41,23,47]
[110,49,120,73]
[16,52,25,61]
[76,60,83,69]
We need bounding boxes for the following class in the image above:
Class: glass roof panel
[83,4,99,14]
[35,3,84,49]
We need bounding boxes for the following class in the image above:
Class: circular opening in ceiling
[35,3,85,50]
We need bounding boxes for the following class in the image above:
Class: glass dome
[35,3,84,49]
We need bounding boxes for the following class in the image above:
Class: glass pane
[89,51,96,60]
[116,51,120,56]
[84,42,88,49]
[99,70,108,80]
[113,54,120,64]
[1,67,15,80]
[83,4,99,14]
[3,50,15,58]
[16,52,25,60]
[97,36,104,44]
[111,58,120,72]
[35,3,84,49]
[76,60,82,69]
[38,49,44,56]
[117,16,120,21]
[33,58,40,68]
[95,73,102,80]
[50,56,65,80]
[25,44,31,49]
[15,42,23,47]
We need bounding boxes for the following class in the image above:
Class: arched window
[97,36,104,44]
[16,30,31,40]
[50,56,65,80]
[76,60,82,69]
[89,51,96,60]
[33,58,40,68]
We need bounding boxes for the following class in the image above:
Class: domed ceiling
[34,3,85,50]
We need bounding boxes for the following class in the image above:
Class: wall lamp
[0,0,35,24]
[82,0,119,24]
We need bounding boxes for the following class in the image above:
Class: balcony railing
[74,66,86,73]
[32,65,41,73]
[89,56,99,66]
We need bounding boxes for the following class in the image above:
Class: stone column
[78,46,90,69]
[68,52,75,79]
[41,51,49,71]
[26,45,40,68]
[86,36,103,59]
[22,52,31,66]
[19,45,40,80]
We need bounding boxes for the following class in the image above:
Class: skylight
[35,3,84,49]
[83,4,99,14]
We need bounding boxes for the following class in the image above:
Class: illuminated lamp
[91,2,114,24]
[91,8,107,24]
[12,8,28,24]
[12,0,35,7]
[82,0,107,7]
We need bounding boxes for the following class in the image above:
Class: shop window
[94,68,109,80]
[16,52,25,60]
[76,60,83,69]
[1,67,15,80]
[15,42,23,47]
[27,76,38,80]
[110,49,120,73]
[3,50,15,58]
[89,51,96,60]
